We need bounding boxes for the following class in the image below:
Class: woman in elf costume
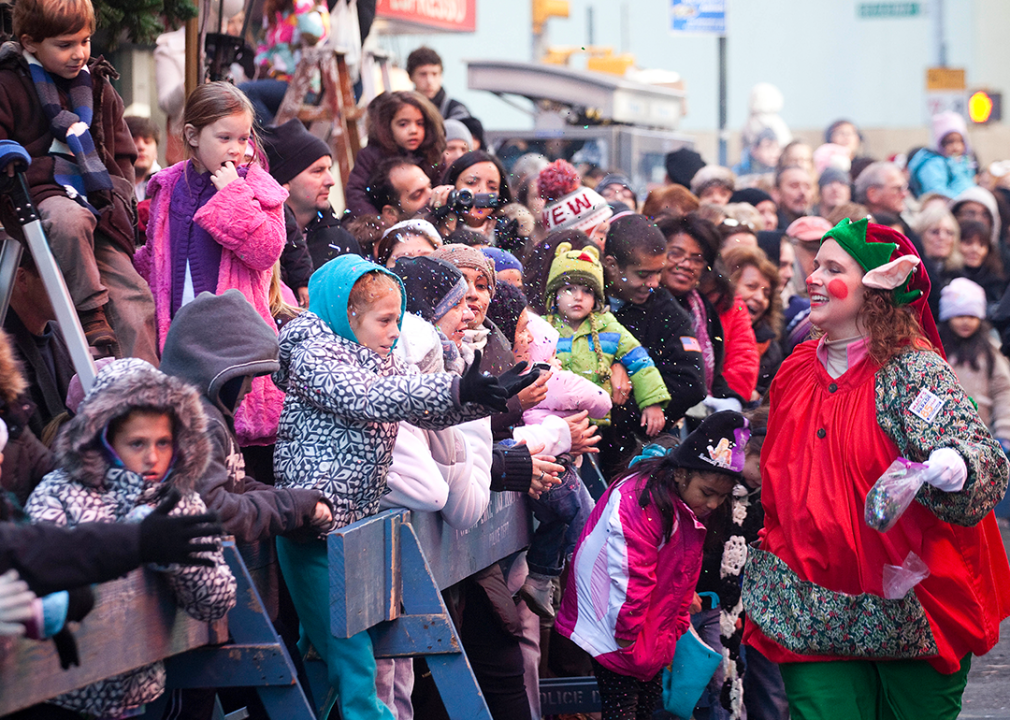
[741,218,1010,720]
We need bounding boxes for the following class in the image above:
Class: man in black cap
[261,120,362,293]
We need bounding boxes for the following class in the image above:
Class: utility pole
[718,34,727,167]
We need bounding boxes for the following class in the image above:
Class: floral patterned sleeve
[875,350,1009,526]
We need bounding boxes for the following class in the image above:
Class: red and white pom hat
[538,160,613,235]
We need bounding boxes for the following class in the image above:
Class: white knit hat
[541,186,612,234]
[939,277,986,321]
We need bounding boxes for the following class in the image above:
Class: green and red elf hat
[821,217,944,356]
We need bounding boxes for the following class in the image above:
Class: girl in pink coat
[135,82,287,447]
[556,411,749,719]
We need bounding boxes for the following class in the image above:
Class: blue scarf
[24,49,113,198]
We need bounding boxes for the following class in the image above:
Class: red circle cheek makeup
[827,279,849,300]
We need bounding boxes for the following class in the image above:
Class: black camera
[433,188,500,219]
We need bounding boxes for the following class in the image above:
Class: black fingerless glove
[496,362,539,398]
[459,350,509,413]
[139,488,224,569]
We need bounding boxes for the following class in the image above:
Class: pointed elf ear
[862,255,920,290]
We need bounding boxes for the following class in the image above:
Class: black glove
[459,350,509,413]
[139,488,224,569]
[496,362,540,398]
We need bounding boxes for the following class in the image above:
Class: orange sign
[926,67,966,91]
[376,0,477,33]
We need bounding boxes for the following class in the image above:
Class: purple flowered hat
[672,411,750,478]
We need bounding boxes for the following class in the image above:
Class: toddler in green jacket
[546,242,670,436]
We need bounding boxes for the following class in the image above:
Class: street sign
[926,67,966,91]
[925,67,966,121]
[375,0,476,33]
[857,2,924,19]
[670,0,726,35]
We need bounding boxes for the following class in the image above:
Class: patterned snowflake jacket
[25,359,237,718]
[273,310,490,528]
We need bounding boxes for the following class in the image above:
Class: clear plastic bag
[883,551,930,599]
[864,458,928,533]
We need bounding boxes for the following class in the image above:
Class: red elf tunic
[742,339,1010,674]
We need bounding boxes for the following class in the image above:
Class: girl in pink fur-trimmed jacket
[555,411,748,720]
[135,82,287,446]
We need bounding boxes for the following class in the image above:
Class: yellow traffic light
[969,91,994,123]
[533,0,569,33]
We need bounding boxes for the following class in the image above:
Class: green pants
[276,536,395,720]
[779,655,972,720]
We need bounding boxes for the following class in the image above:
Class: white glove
[704,395,743,414]
[921,447,967,492]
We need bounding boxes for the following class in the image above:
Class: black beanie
[672,410,750,479]
[261,119,331,186]
[486,281,528,344]
[391,256,468,323]
[756,230,784,267]
[665,148,706,189]
[730,187,774,207]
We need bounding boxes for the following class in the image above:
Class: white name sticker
[909,388,944,423]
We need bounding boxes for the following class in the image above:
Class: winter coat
[280,204,315,292]
[159,289,326,543]
[136,160,288,446]
[304,207,363,269]
[0,328,54,505]
[0,43,138,255]
[522,313,612,426]
[24,360,236,717]
[556,472,706,681]
[612,288,707,424]
[718,297,760,401]
[754,318,784,398]
[382,314,493,529]
[672,291,740,401]
[908,148,975,199]
[947,339,1010,441]
[742,341,1010,674]
[273,311,489,528]
[430,86,471,122]
[3,311,74,439]
[551,310,670,423]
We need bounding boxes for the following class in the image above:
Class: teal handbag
[661,622,722,718]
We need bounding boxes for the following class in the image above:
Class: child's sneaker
[519,572,555,619]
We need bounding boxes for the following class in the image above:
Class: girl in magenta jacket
[135,82,287,447]
[556,411,749,719]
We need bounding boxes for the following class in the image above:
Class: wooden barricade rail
[0,558,228,716]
